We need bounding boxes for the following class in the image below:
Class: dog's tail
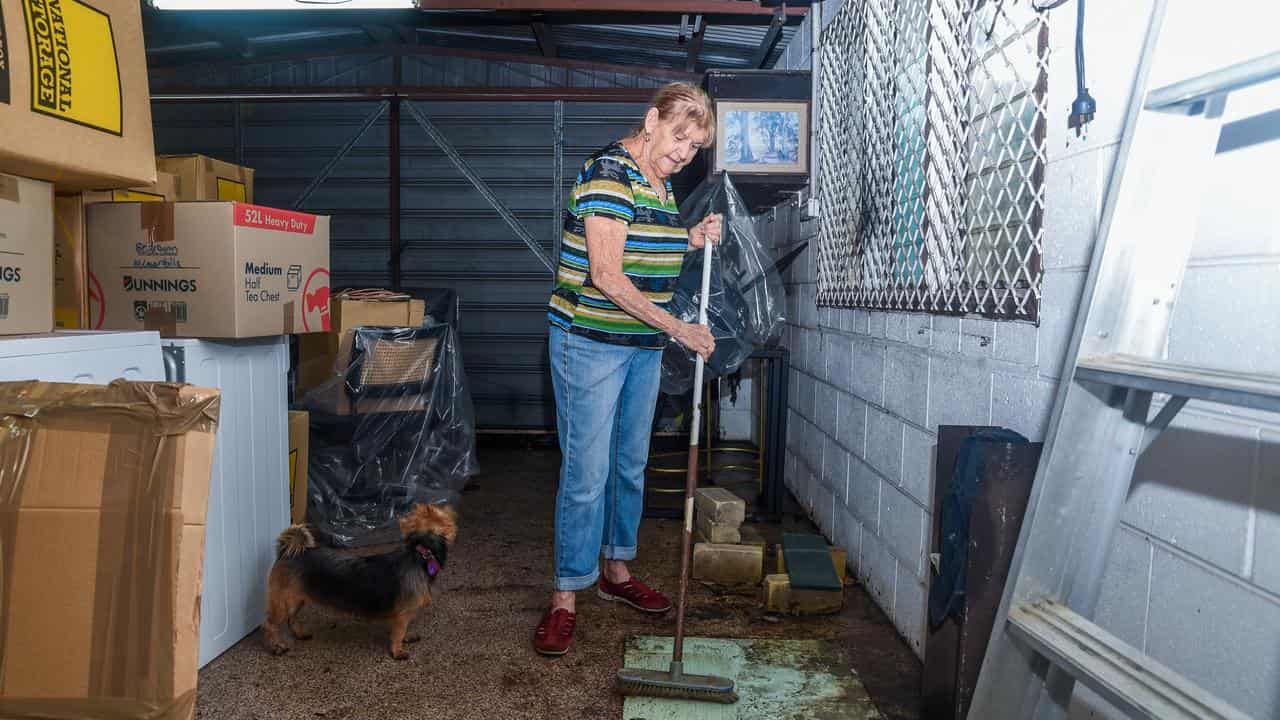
[276,524,316,559]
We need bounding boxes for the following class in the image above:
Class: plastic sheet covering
[661,173,786,395]
[296,321,478,546]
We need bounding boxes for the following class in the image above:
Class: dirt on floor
[195,440,921,720]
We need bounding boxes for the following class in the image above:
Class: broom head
[616,662,738,704]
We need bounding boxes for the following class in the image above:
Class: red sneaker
[597,576,672,614]
[533,608,576,656]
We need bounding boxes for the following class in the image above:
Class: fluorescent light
[150,0,418,9]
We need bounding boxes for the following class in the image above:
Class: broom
[616,226,738,705]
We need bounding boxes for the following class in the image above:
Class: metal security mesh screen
[817,0,1049,321]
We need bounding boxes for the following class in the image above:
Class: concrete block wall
[768,2,1280,715]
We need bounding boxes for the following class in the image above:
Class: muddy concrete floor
[196,440,922,720]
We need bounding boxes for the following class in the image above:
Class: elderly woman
[536,82,721,656]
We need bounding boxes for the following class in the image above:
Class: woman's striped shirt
[548,142,689,348]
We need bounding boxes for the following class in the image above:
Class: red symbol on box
[302,268,330,332]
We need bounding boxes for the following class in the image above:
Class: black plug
[1068,88,1096,135]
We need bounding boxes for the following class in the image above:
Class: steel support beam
[150,42,700,82]
[402,100,553,272]
[685,16,705,72]
[233,101,245,166]
[552,99,565,267]
[152,86,657,103]
[415,0,807,15]
[749,8,785,69]
[292,100,389,210]
[531,20,557,57]
[390,52,402,290]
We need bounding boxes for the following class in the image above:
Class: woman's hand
[671,321,716,361]
[688,213,722,250]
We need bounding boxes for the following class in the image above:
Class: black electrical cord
[1068,0,1097,133]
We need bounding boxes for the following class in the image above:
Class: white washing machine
[0,330,165,382]
[163,336,290,667]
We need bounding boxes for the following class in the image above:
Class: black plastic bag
[661,173,786,395]
[296,321,478,546]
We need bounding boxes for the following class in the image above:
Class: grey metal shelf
[1076,354,1280,413]
[1008,600,1250,720]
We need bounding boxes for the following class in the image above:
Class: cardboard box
[288,410,309,524]
[0,172,53,335]
[297,295,426,393]
[86,201,331,338]
[83,170,180,205]
[53,172,178,329]
[157,155,255,203]
[0,0,156,190]
[0,380,219,719]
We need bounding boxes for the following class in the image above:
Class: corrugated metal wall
[152,91,648,429]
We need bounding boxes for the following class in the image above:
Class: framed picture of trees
[713,100,809,176]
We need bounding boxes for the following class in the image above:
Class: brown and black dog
[264,503,458,659]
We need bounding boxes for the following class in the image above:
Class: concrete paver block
[693,542,764,586]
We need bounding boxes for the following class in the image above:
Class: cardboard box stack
[0,380,219,719]
[53,172,180,329]
[157,155,256,203]
[1,1,306,337]
[0,0,162,336]
[0,1,329,711]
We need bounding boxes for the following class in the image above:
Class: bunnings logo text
[0,267,21,283]
[123,276,197,293]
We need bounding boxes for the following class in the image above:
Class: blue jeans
[549,326,662,591]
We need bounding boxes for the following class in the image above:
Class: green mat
[782,532,843,591]
[621,636,882,720]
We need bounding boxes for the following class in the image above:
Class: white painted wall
[770,2,1280,716]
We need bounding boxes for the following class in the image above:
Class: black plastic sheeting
[928,428,1030,628]
[661,173,786,396]
[296,321,478,547]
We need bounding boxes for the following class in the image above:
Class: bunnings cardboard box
[288,410,309,524]
[86,202,331,338]
[54,172,179,328]
[0,0,157,190]
[157,155,255,203]
[0,380,218,720]
[0,172,53,335]
[296,294,425,393]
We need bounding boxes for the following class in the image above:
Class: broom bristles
[616,667,738,705]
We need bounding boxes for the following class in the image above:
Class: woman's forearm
[593,269,680,335]
[583,215,682,335]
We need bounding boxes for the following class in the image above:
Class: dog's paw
[404,632,421,644]
[294,630,313,641]
[269,643,291,656]
[391,648,411,661]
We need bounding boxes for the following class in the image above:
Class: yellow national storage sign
[0,0,153,190]
[23,0,122,134]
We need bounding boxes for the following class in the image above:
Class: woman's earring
[644,131,652,141]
